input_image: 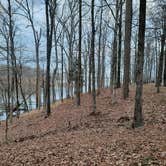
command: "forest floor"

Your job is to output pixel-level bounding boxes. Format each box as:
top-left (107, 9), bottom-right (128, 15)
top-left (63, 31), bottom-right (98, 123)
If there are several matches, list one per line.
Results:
top-left (0, 84), bottom-right (165, 166)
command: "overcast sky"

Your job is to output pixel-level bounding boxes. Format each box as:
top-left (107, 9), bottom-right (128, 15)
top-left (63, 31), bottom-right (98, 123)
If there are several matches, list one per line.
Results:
top-left (0, 0), bottom-right (164, 68)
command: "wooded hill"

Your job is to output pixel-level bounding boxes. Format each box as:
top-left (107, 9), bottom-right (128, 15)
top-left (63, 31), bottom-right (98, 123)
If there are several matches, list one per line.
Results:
top-left (0, 84), bottom-right (165, 165)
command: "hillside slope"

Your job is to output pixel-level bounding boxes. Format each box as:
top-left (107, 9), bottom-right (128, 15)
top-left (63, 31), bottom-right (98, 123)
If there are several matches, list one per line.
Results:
top-left (0, 84), bottom-right (165, 166)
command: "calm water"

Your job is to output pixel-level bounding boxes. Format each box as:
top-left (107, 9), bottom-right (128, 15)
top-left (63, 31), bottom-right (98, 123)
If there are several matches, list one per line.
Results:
top-left (0, 88), bottom-right (67, 121)
top-left (0, 80), bottom-right (110, 121)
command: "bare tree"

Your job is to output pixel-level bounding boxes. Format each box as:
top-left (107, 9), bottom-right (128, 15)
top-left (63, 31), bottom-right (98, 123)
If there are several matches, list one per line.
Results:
top-left (156, 34), bottom-right (165, 92)
top-left (162, 5), bottom-right (166, 87)
top-left (116, 0), bottom-right (124, 88)
top-left (123, 0), bottom-right (132, 99)
top-left (96, 0), bottom-right (103, 95)
top-left (91, 0), bottom-right (96, 113)
top-left (76, 0), bottom-right (82, 106)
top-left (45, 0), bottom-right (56, 117)
top-left (8, 0), bottom-right (20, 118)
top-left (15, 0), bottom-right (42, 110)
top-left (110, 0), bottom-right (119, 104)
top-left (133, 0), bottom-right (147, 128)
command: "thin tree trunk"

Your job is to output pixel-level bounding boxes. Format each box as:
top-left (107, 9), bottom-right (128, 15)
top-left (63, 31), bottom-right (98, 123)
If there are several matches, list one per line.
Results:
top-left (117, 0), bottom-right (123, 88)
top-left (97, 0), bottom-right (103, 94)
top-left (6, 38), bottom-right (12, 124)
top-left (52, 26), bottom-right (59, 103)
top-left (110, 0), bottom-right (118, 104)
top-left (88, 37), bottom-right (92, 94)
top-left (164, 49), bottom-right (166, 86)
top-left (163, 5), bottom-right (166, 86)
top-left (84, 52), bottom-right (88, 93)
top-left (61, 33), bottom-right (64, 102)
top-left (36, 44), bottom-right (41, 109)
top-left (76, 0), bottom-right (82, 106)
top-left (101, 27), bottom-right (107, 88)
top-left (8, 0), bottom-right (20, 118)
top-left (45, 0), bottom-right (51, 116)
top-left (91, 0), bottom-right (96, 112)
top-left (156, 34), bottom-right (165, 92)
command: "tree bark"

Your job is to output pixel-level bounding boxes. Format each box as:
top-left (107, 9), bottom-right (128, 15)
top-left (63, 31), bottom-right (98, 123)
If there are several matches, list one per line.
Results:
top-left (76, 0), bottom-right (82, 106)
top-left (45, 0), bottom-right (56, 116)
top-left (123, 0), bottom-right (132, 99)
top-left (88, 36), bottom-right (92, 94)
top-left (8, 0), bottom-right (19, 118)
top-left (101, 28), bottom-right (107, 88)
top-left (156, 34), bottom-right (165, 92)
top-left (97, 0), bottom-right (103, 94)
top-left (133, 0), bottom-right (146, 128)
top-left (117, 0), bottom-right (123, 88)
top-left (91, 0), bottom-right (96, 112)
top-left (110, 0), bottom-right (118, 104)
top-left (163, 5), bottom-right (166, 86)
top-left (164, 49), bottom-right (166, 86)
top-left (61, 36), bottom-right (64, 102)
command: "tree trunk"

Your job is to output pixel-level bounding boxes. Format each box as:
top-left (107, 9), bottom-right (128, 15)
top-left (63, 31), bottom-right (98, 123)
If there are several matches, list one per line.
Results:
top-left (88, 37), bottom-right (92, 94)
top-left (36, 44), bottom-right (41, 109)
top-left (45, 0), bottom-right (56, 116)
top-left (8, 0), bottom-right (20, 118)
top-left (84, 51), bottom-right (88, 93)
top-left (133, 0), bottom-right (146, 128)
top-left (164, 49), bottom-right (166, 86)
top-left (61, 33), bottom-right (64, 102)
top-left (97, 0), bottom-right (103, 94)
top-left (163, 5), bottom-right (166, 86)
top-left (133, 31), bottom-right (138, 83)
top-left (91, 0), bottom-right (96, 112)
top-left (76, 0), bottom-right (82, 106)
top-left (101, 28), bottom-right (106, 88)
top-left (117, 0), bottom-right (123, 88)
top-left (123, 0), bottom-right (132, 99)
top-left (6, 38), bottom-right (12, 124)
top-left (156, 34), bottom-right (165, 92)
top-left (110, 0), bottom-right (118, 104)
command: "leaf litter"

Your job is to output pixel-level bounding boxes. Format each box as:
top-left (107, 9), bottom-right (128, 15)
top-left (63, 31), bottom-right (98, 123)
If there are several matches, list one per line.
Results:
top-left (0, 84), bottom-right (165, 166)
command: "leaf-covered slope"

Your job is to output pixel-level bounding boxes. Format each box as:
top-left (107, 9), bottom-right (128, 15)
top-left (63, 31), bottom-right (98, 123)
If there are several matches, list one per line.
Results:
top-left (0, 84), bottom-right (165, 166)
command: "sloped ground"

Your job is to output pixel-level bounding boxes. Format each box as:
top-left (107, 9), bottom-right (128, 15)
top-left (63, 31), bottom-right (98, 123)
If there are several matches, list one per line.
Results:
top-left (0, 84), bottom-right (165, 166)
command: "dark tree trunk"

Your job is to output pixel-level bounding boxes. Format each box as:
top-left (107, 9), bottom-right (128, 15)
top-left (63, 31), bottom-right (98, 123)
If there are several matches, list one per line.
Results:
top-left (123, 0), bottom-right (132, 99)
top-left (164, 49), bottom-right (166, 86)
top-left (156, 34), bottom-right (165, 92)
top-left (36, 44), bottom-right (41, 109)
top-left (117, 0), bottom-right (123, 88)
top-left (101, 28), bottom-right (107, 88)
top-left (88, 36), bottom-right (92, 94)
top-left (45, 0), bottom-right (56, 117)
top-left (76, 0), bottom-right (82, 106)
top-left (52, 26), bottom-right (58, 103)
top-left (84, 51), bottom-right (88, 93)
top-left (91, 0), bottom-right (96, 112)
top-left (61, 34), bottom-right (64, 102)
top-left (110, 0), bottom-right (118, 104)
top-left (163, 5), bottom-right (166, 86)
top-left (133, 0), bottom-right (147, 128)
top-left (7, 38), bottom-right (11, 135)
top-left (8, 0), bottom-right (19, 118)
